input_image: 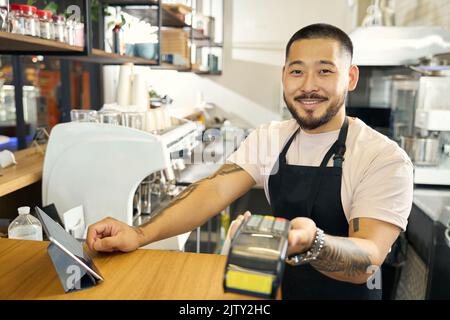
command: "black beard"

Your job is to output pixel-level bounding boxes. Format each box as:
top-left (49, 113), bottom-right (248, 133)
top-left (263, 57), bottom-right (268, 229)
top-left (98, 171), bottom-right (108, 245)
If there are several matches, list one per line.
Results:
top-left (283, 92), bottom-right (347, 130)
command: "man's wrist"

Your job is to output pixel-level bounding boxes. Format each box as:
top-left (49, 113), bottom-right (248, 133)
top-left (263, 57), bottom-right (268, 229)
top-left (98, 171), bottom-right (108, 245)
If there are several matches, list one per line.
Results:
top-left (304, 225), bottom-right (318, 252)
top-left (134, 226), bottom-right (149, 247)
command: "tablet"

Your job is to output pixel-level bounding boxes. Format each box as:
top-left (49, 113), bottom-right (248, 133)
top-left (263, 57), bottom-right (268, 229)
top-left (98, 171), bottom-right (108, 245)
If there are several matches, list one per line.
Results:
top-left (35, 206), bottom-right (104, 281)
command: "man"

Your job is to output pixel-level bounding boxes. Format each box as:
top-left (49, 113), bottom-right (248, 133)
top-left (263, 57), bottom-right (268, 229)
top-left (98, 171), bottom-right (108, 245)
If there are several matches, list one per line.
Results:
top-left (86, 23), bottom-right (413, 300)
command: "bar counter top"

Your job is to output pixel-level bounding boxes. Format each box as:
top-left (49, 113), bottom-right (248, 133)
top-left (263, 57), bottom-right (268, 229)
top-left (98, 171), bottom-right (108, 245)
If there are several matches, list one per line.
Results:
top-left (0, 238), bottom-right (264, 300)
top-left (0, 146), bottom-right (45, 197)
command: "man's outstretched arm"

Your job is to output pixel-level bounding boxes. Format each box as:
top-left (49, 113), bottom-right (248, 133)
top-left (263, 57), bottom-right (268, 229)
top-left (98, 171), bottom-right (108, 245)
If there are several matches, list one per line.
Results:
top-left (87, 163), bottom-right (255, 252)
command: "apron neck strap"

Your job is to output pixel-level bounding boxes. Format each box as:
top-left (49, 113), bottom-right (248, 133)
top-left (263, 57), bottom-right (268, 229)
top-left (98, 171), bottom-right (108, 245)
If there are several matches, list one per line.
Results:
top-left (279, 127), bottom-right (300, 165)
top-left (319, 116), bottom-right (349, 168)
top-left (280, 117), bottom-right (350, 167)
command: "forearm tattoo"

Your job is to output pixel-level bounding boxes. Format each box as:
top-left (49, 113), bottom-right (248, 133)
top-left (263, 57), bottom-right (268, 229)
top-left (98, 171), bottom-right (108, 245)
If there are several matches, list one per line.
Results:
top-left (310, 236), bottom-right (372, 277)
top-left (141, 163), bottom-right (244, 226)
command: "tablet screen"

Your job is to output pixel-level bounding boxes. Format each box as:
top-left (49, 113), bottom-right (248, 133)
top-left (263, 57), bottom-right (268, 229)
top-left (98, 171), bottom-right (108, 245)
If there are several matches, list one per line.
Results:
top-left (35, 206), bottom-right (103, 281)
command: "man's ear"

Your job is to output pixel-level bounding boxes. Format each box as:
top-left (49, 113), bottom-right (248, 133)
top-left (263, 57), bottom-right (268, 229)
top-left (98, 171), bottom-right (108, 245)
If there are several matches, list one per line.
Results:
top-left (282, 66), bottom-right (286, 85)
top-left (348, 64), bottom-right (359, 92)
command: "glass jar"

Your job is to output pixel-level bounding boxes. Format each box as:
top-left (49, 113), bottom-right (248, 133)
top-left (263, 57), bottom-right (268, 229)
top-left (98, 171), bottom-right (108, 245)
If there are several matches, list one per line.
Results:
top-left (52, 15), bottom-right (66, 42)
top-left (66, 18), bottom-right (75, 45)
top-left (74, 21), bottom-right (84, 47)
top-left (36, 9), bottom-right (52, 40)
top-left (0, 0), bottom-right (8, 32)
top-left (9, 4), bottom-right (37, 36)
top-left (70, 109), bottom-right (98, 122)
top-left (66, 18), bottom-right (84, 46)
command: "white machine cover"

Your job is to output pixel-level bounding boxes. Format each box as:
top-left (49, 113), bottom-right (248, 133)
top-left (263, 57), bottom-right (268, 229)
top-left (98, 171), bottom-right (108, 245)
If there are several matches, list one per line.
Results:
top-left (42, 123), bottom-right (190, 251)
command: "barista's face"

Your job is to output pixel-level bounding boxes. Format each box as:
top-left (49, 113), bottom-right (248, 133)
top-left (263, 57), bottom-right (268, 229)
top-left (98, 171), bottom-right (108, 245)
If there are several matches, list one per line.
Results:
top-left (282, 38), bottom-right (358, 130)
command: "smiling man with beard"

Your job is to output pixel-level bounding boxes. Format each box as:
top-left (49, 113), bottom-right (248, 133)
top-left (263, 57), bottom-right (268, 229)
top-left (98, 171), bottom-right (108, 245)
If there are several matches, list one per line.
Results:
top-left (86, 24), bottom-right (414, 300)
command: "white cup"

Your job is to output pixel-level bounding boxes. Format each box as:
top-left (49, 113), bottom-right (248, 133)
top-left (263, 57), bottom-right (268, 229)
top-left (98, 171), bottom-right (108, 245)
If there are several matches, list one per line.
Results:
top-left (162, 108), bottom-right (173, 129)
top-left (0, 150), bottom-right (17, 168)
top-left (154, 108), bottom-right (166, 131)
top-left (117, 63), bottom-right (134, 107)
top-left (131, 74), bottom-right (149, 109)
top-left (145, 109), bottom-right (157, 132)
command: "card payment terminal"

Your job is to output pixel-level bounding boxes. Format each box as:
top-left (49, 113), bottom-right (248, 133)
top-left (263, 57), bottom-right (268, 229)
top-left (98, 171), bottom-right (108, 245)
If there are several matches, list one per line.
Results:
top-left (223, 215), bottom-right (290, 299)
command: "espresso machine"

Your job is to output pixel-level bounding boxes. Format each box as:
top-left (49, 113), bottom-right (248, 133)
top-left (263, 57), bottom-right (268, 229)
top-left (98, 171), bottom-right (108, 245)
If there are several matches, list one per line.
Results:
top-left (402, 76), bottom-right (450, 186)
top-left (42, 120), bottom-right (200, 251)
top-left (133, 117), bottom-right (200, 224)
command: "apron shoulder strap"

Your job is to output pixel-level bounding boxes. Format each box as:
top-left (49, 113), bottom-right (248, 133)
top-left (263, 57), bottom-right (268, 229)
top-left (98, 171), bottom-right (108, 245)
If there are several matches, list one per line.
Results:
top-left (319, 117), bottom-right (349, 168)
top-left (280, 126), bottom-right (301, 165)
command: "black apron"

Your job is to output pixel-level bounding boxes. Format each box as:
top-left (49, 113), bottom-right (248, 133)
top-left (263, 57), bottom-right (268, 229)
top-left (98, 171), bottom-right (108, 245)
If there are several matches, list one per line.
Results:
top-left (268, 117), bottom-right (382, 300)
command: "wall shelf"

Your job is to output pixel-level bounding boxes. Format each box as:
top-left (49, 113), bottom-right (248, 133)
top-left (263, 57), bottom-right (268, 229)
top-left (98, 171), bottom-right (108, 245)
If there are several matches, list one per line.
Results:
top-left (101, 0), bottom-right (159, 5)
top-left (121, 5), bottom-right (190, 28)
top-left (193, 70), bottom-right (222, 75)
top-left (0, 31), bottom-right (84, 54)
top-left (89, 49), bottom-right (158, 65)
top-left (0, 0), bottom-right (223, 152)
top-left (156, 63), bottom-right (191, 71)
top-left (56, 49), bottom-right (158, 65)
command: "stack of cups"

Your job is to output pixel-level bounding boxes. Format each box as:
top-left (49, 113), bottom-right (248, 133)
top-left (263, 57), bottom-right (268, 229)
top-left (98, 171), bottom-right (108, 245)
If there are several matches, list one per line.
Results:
top-left (117, 63), bottom-right (134, 107)
top-left (131, 73), bottom-right (149, 109)
top-left (154, 108), bottom-right (166, 131)
top-left (145, 108), bottom-right (169, 133)
top-left (163, 108), bottom-right (172, 129)
top-left (145, 109), bottom-right (158, 133)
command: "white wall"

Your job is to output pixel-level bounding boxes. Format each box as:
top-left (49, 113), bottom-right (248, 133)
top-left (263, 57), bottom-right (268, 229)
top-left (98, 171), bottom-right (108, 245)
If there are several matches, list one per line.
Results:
top-left (396, 0), bottom-right (450, 27)
top-left (104, 0), bottom-right (356, 128)
top-left (209, 0), bottom-right (354, 117)
top-left (230, 0), bottom-right (354, 66)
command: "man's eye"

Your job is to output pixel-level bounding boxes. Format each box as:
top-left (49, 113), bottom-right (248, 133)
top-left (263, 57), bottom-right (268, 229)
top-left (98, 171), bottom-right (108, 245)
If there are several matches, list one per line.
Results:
top-left (319, 69), bottom-right (333, 74)
top-left (290, 70), bottom-right (303, 75)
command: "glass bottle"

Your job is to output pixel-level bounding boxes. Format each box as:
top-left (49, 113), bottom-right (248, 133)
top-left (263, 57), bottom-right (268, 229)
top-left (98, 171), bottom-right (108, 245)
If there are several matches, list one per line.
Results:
top-left (112, 8), bottom-right (125, 55)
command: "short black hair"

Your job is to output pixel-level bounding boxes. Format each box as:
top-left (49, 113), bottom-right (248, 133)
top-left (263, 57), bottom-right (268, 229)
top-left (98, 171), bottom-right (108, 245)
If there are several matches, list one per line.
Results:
top-left (285, 23), bottom-right (353, 62)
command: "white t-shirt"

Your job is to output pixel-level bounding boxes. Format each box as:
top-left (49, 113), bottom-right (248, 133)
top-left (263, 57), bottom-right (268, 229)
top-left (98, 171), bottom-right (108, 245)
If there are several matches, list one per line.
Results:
top-left (227, 117), bottom-right (414, 231)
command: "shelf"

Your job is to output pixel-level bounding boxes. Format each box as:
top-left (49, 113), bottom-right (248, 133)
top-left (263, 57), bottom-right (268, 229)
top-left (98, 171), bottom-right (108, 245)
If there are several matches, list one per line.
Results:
top-left (193, 71), bottom-right (222, 75)
top-left (192, 30), bottom-right (222, 47)
top-left (92, 49), bottom-right (158, 64)
top-left (193, 40), bottom-right (223, 48)
top-left (156, 63), bottom-right (191, 71)
top-left (60, 48), bottom-right (158, 65)
top-left (120, 5), bottom-right (190, 28)
top-left (101, 0), bottom-right (159, 5)
top-left (192, 29), bottom-right (210, 40)
top-left (0, 31), bottom-right (84, 54)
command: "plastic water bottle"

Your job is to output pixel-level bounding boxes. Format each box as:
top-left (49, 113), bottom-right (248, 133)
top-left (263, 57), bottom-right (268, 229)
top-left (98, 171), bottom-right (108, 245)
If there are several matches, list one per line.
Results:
top-left (8, 207), bottom-right (43, 241)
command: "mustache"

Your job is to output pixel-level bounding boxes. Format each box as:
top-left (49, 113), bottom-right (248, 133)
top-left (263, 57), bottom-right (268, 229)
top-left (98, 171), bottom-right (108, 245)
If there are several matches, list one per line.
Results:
top-left (294, 93), bottom-right (328, 101)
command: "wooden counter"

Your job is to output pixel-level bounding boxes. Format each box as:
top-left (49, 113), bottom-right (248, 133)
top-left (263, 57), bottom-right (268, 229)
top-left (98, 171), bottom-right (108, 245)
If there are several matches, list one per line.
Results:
top-left (0, 146), bottom-right (45, 197)
top-left (0, 238), bottom-right (265, 300)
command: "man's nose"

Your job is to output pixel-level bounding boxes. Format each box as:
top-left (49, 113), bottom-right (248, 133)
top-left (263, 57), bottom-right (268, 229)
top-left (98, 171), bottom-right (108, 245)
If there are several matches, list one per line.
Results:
top-left (300, 73), bottom-right (319, 92)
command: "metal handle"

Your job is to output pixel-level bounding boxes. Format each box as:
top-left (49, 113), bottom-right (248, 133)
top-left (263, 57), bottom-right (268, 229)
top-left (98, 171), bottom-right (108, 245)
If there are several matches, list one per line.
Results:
top-left (409, 65), bottom-right (433, 76)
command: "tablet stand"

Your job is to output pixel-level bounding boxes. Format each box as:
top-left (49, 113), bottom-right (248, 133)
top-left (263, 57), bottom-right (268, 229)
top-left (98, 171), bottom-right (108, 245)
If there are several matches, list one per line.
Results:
top-left (47, 243), bottom-right (100, 293)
